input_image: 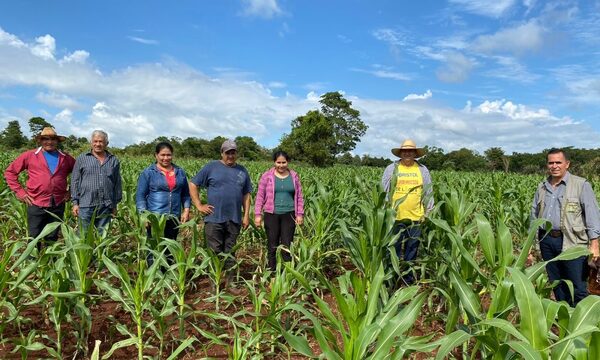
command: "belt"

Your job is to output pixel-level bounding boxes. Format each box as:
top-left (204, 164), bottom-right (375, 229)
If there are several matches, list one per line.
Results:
top-left (549, 229), bottom-right (563, 238)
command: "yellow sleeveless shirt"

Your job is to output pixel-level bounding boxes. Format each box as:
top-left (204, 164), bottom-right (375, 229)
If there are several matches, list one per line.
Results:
top-left (392, 163), bottom-right (424, 221)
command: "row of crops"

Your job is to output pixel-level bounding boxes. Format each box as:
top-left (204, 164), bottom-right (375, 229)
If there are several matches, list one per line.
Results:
top-left (1, 152), bottom-right (600, 359)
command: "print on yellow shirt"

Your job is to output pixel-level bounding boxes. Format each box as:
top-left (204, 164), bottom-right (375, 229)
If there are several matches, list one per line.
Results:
top-left (392, 163), bottom-right (424, 221)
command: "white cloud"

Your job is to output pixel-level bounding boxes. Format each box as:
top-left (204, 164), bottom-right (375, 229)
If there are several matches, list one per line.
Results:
top-left (240, 0), bottom-right (283, 18)
top-left (268, 81), bottom-right (286, 89)
top-left (1, 27), bottom-right (600, 157)
top-left (36, 92), bottom-right (83, 109)
top-left (450, 0), bottom-right (517, 18)
top-left (127, 36), bottom-right (159, 45)
top-left (436, 52), bottom-right (475, 83)
top-left (351, 67), bottom-right (411, 81)
top-left (471, 21), bottom-right (547, 55)
top-left (372, 28), bottom-right (407, 60)
top-left (60, 50), bottom-right (90, 64)
top-left (352, 97), bottom-right (600, 157)
top-left (483, 56), bottom-right (540, 83)
top-left (31, 34), bottom-right (56, 60)
top-left (403, 90), bottom-right (432, 101)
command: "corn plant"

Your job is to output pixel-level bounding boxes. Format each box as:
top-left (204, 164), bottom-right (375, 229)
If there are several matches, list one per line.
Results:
top-left (94, 252), bottom-right (166, 360)
top-left (284, 265), bottom-right (433, 359)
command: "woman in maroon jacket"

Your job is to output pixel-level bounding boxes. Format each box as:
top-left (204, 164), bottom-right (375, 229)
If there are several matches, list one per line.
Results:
top-left (254, 150), bottom-right (304, 271)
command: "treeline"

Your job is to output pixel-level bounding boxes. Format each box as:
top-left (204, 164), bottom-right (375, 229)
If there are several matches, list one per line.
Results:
top-left (1, 98), bottom-right (599, 176)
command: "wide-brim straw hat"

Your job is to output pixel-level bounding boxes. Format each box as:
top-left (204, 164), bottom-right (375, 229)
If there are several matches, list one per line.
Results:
top-left (391, 139), bottom-right (426, 158)
top-left (35, 127), bottom-right (66, 142)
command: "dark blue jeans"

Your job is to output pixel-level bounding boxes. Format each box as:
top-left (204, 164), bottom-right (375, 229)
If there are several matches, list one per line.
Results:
top-left (392, 221), bottom-right (422, 285)
top-left (79, 205), bottom-right (113, 234)
top-left (539, 233), bottom-right (588, 306)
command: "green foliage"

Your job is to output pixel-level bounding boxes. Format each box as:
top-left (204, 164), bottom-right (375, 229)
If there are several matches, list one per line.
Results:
top-left (280, 91), bottom-right (367, 167)
top-left (0, 121), bottom-right (28, 150)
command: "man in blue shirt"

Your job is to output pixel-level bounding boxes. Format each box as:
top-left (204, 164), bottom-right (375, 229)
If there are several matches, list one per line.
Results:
top-left (189, 139), bottom-right (252, 281)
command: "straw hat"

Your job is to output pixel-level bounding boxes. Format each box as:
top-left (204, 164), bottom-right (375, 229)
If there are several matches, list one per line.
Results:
top-left (391, 139), bottom-right (426, 158)
top-left (35, 127), bottom-right (66, 142)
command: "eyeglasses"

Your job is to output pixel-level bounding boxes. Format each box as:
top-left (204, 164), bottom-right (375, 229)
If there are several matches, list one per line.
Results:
top-left (40, 136), bottom-right (56, 141)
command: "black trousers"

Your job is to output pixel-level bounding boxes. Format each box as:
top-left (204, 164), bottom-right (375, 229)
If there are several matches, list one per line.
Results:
top-left (204, 221), bottom-right (241, 270)
top-left (27, 203), bottom-right (65, 248)
top-left (264, 212), bottom-right (296, 270)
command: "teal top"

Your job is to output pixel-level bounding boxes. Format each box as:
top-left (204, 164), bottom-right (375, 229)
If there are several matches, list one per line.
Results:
top-left (274, 175), bottom-right (295, 214)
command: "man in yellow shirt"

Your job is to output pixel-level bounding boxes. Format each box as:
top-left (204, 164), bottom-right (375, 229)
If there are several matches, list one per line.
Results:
top-left (381, 139), bottom-right (434, 285)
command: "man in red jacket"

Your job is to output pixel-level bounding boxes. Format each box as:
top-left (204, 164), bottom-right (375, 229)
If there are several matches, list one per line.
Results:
top-left (4, 127), bottom-right (75, 247)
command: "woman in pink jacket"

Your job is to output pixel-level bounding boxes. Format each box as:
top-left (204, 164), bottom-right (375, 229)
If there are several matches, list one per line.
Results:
top-left (254, 150), bottom-right (304, 270)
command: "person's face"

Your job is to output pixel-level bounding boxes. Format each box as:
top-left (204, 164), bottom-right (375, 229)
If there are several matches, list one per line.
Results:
top-left (91, 135), bottom-right (107, 155)
top-left (400, 149), bottom-right (417, 161)
top-left (221, 149), bottom-right (237, 166)
top-left (547, 152), bottom-right (570, 180)
top-left (155, 147), bottom-right (173, 168)
top-left (40, 136), bottom-right (58, 152)
top-left (274, 155), bottom-right (289, 173)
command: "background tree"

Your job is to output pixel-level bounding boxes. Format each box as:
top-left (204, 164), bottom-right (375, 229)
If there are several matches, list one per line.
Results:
top-left (234, 136), bottom-right (268, 160)
top-left (484, 147), bottom-right (507, 172)
top-left (28, 117), bottom-right (53, 138)
top-left (444, 148), bottom-right (486, 171)
top-left (319, 92), bottom-right (368, 155)
top-left (0, 120), bottom-right (28, 149)
top-left (280, 110), bottom-right (335, 167)
top-left (280, 92), bottom-right (367, 167)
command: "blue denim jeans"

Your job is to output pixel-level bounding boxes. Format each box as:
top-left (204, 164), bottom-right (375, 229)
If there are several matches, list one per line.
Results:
top-left (392, 221), bottom-right (422, 285)
top-left (78, 205), bottom-right (113, 234)
top-left (539, 233), bottom-right (588, 306)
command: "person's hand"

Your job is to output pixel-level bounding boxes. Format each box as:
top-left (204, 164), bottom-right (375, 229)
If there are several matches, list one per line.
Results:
top-left (72, 204), bottom-right (80, 217)
top-left (198, 204), bottom-right (214, 216)
top-left (589, 241), bottom-right (600, 260)
top-left (254, 215), bottom-right (262, 228)
top-left (20, 194), bottom-right (34, 205)
top-left (527, 251), bottom-right (535, 266)
top-left (242, 217), bottom-right (250, 230)
top-left (296, 216), bottom-right (303, 226)
top-left (181, 208), bottom-right (190, 223)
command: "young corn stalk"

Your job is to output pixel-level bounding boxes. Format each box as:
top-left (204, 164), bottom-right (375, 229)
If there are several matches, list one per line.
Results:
top-left (94, 251), bottom-right (166, 360)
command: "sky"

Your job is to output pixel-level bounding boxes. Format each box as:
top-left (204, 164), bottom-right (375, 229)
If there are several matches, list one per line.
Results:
top-left (1, 0), bottom-right (600, 159)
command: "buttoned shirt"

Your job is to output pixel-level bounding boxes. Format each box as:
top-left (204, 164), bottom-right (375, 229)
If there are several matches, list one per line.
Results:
top-left (71, 150), bottom-right (122, 208)
top-left (531, 172), bottom-right (600, 240)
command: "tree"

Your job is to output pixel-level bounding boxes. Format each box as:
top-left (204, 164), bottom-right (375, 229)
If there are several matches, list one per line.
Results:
top-left (319, 92), bottom-right (368, 154)
top-left (444, 148), bottom-right (486, 171)
top-left (28, 117), bottom-right (53, 138)
top-left (234, 136), bottom-right (268, 160)
top-left (280, 110), bottom-right (335, 167)
top-left (484, 147), bottom-right (507, 172)
top-left (279, 92), bottom-right (367, 167)
top-left (0, 120), bottom-right (28, 149)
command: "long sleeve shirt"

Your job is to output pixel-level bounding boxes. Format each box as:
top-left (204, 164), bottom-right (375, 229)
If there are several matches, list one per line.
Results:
top-left (71, 150), bottom-right (122, 208)
top-left (4, 147), bottom-right (75, 207)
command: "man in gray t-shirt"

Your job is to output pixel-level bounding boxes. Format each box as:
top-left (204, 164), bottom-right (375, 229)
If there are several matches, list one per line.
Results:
top-left (189, 139), bottom-right (252, 274)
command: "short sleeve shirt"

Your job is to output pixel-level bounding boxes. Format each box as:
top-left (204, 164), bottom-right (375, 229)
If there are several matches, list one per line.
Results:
top-left (191, 160), bottom-right (252, 224)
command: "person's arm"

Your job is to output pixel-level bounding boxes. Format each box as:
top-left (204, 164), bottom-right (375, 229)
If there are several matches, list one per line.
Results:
top-left (188, 181), bottom-right (213, 215)
top-left (420, 165), bottom-right (434, 214)
top-left (180, 173), bottom-right (191, 222)
top-left (114, 159), bottom-right (123, 211)
top-left (381, 163), bottom-right (394, 192)
top-left (242, 192), bottom-right (251, 230)
top-left (581, 182), bottom-right (600, 259)
top-left (254, 173), bottom-right (267, 228)
top-left (294, 172), bottom-right (304, 225)
top-left (4, 152), bottom-right (32, 205)
top-left (135, 170), bottom-right (150, 213)
top-left (71, 158), bottom-right (82, 216)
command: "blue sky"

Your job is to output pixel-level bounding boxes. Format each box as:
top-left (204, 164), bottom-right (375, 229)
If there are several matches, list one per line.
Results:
top-left (1, 0), bottom-right (600, 158)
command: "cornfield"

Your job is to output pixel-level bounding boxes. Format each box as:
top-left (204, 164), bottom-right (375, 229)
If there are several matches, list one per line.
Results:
top-left (1, 152), bottom-right (599, 359)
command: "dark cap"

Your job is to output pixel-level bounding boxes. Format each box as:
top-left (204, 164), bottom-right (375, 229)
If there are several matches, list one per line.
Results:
top-left (221, 139), bottom-right (237, 153)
